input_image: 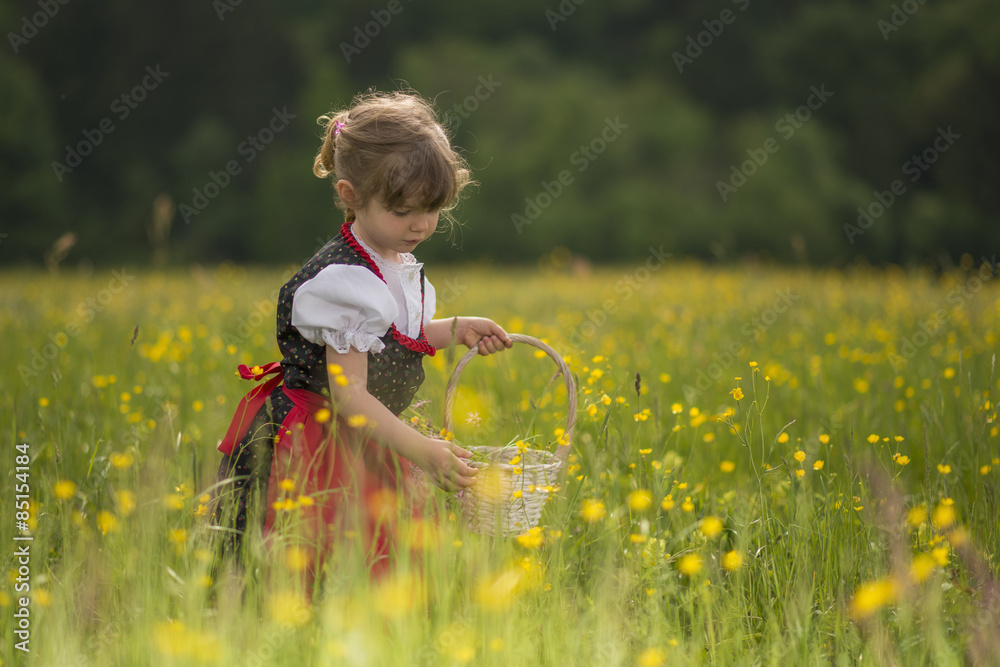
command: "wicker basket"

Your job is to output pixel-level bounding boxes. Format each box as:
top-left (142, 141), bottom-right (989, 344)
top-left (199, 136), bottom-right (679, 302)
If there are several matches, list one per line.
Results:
top-left (442, 334), bottom-right (576, 537)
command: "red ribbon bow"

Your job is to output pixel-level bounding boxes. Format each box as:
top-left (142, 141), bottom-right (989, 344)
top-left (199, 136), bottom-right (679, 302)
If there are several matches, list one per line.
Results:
top-left (217, 362), bottom-right (284, 455)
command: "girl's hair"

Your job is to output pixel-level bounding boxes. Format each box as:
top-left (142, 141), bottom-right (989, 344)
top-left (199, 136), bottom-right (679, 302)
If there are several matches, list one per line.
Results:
top-left (314, 90), bottom-right (473, 225)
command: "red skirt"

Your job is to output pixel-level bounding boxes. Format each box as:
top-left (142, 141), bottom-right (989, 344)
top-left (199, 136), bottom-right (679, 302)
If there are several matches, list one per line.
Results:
top-left (218, 363), bottom-right (418, 579)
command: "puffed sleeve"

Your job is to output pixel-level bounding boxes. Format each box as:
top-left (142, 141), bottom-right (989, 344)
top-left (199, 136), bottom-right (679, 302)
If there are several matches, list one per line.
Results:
top-left (291, 265), bottom-right (398, 354)
top-left (423, 275), bottom-right (437, 326)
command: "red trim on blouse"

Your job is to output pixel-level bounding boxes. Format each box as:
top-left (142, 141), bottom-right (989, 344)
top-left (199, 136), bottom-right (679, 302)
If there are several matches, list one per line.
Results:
top-left (340, 221), bottom-right (437, 356)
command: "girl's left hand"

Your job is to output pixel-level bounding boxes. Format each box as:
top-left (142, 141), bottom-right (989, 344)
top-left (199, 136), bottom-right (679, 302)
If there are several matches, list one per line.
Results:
top-left (459, 317), bottom-right (513, 356)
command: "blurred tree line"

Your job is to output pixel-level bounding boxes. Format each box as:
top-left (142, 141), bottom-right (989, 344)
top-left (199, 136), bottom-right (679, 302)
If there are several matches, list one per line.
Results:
top-left (1, 0), bottom-right (997, 268)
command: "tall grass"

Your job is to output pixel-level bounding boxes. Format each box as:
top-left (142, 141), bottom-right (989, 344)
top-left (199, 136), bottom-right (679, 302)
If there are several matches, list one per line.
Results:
top-left (1, 258), bottom-right (998, 665)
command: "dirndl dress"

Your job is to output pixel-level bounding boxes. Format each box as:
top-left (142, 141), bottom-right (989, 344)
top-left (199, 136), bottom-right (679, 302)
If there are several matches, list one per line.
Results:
top-left (212, 221), bottom-right (437, 577)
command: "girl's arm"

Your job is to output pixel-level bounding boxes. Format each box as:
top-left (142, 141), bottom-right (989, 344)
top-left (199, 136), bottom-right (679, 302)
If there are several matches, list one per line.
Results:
top-left (425, 316), bottom-right (512, 355)
top-left (326, 345), bottom-right (478, 491)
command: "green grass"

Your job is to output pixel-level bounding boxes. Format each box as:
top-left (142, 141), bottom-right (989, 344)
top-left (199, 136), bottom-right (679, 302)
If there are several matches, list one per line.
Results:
top-left (1, 260), bottom-right (998, 665)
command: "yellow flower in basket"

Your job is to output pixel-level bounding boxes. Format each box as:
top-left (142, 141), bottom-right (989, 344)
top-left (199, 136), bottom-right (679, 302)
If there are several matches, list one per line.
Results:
top-left (441, 334), bottom-right (577, 537)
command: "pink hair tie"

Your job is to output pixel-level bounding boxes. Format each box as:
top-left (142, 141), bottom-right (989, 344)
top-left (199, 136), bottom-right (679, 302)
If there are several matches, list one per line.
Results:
top-left (333, 121), bottom-right (346, 136)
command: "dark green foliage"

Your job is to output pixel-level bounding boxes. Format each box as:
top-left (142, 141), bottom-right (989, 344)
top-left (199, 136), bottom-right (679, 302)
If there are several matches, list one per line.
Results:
top-left (1, 0), bottom-right (997, 267)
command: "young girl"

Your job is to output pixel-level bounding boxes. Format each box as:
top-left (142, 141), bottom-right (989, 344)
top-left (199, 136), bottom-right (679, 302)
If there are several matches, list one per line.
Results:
top-left (213, 91), bottom-right (511, 578)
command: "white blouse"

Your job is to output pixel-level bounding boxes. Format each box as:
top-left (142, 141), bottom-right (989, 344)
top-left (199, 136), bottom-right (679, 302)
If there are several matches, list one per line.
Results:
top-left (290, 234), bottom-right (436, 354)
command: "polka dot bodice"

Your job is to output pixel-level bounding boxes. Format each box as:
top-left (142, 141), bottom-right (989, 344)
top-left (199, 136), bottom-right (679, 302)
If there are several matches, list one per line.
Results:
top-left (276, 223), bottom-right (436, 416)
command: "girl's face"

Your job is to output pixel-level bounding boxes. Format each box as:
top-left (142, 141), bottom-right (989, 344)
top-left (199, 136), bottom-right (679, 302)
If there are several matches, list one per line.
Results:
top-left (338, 181), bottom-right (440, 262)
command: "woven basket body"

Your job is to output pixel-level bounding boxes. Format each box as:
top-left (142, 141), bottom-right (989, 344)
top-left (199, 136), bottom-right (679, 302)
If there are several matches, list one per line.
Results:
top-left (458, 446), bottom-right (562, 536)
top-left (443, 334), bottom-right (576, 537)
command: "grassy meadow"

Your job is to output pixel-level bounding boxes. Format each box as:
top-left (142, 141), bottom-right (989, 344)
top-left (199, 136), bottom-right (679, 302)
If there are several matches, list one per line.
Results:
top-left (2, 255), bottom-right (999, 666)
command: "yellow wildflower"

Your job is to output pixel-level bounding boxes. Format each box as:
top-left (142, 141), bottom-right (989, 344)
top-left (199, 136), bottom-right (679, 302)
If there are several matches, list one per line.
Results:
top-left (516, 527), bottom-right (544, 549)
top-left (722, 550), bottom-right (744, 572)
top-left (110, 451), bottom-right (135, 470)
top-left (700, 516), bottom-right (723, 538)
top-left (475, 568), bottom-right (523, 612)
top-left (627, 489), bottom-right (653, 512)
top-left (930, 545), bottom-right (949, 567)
top-left (33, 589), bottom-right (52, 608)
top-left (676, 554), bottom-right (702, 576)
top-left (116, 490), bottom-right (136, 516)
top-left (906, 505), bottom-right (928, 528)
top-left (97, 510), bottom-right (119, 535)
top-left (269, 590), bottom-right (312, 626)
top-left (932, 503), bottom-right (956, 529)
top-left (163, 494), bottom-right (184, 510)
top-left (849, 577), bottom-right (897, 619)
top-left (909, 553), bottom-right (935, 582)
top-left (637, 647), bottom-right (667, 667)
top-left (53, 480), bottom-right (77, 500)
top-left (581, 499), bottom-right (606, 523)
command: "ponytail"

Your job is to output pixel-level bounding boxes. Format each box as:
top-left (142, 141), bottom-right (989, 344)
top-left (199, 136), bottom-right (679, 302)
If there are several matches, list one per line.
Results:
top-left (313, 112), bottom-right (348, 179)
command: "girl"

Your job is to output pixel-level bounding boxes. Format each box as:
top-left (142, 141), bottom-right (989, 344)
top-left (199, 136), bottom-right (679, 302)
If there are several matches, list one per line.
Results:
top-left (213, 90), bottom-right (511, 578)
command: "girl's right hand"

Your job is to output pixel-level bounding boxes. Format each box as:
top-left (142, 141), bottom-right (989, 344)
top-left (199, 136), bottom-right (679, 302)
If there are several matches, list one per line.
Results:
top-left (417, 438), bottom-right (478, 492)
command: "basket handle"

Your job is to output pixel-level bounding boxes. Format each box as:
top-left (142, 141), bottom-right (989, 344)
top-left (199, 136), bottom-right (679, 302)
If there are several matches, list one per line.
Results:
top-left (443, 333), bottom-right (576, 463)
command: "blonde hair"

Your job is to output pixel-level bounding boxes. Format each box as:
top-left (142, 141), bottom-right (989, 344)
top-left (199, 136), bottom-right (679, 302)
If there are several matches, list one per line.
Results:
top-left (314, 90), bottom-right (472, 225)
